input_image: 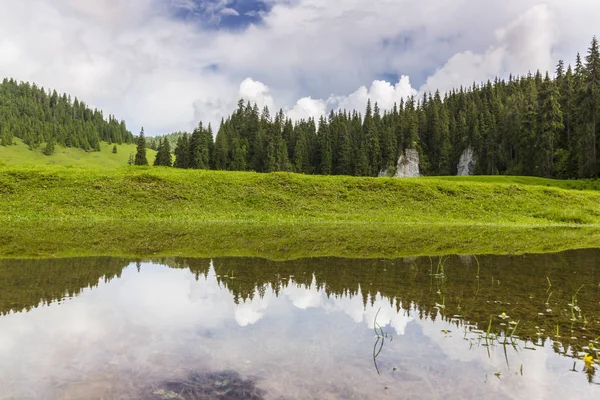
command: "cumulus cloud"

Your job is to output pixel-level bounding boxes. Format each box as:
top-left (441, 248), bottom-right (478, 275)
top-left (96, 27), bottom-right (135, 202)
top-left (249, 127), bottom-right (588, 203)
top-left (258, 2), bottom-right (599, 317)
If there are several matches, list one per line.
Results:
top-left (421, 4), bottom-right (558, 93)
top-left (236, 76), bottom-right (417, 124)
top-left (330, 76), bottom-right (418, 113)
top-left (287, 97), bottom-right (327, 122)
top-left (0, 0), bottom-right (599, 135)
top-left (239, 77), bottom-right (275, 111)
top-left (283, 282), bottom-right (414, 335)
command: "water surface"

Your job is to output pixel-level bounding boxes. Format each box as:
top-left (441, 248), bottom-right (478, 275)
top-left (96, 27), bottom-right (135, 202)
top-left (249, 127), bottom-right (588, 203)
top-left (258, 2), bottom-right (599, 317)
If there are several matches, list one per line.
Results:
top-left (1, 251), bottom-right (600, 399)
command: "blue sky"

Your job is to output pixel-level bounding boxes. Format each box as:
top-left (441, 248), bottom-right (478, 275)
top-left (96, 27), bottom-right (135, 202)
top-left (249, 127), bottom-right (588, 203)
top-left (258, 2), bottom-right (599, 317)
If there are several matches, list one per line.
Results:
top-left (0, 0), bottom-right (598, 135)
top-left (170, 0), bottom-right (273, 30)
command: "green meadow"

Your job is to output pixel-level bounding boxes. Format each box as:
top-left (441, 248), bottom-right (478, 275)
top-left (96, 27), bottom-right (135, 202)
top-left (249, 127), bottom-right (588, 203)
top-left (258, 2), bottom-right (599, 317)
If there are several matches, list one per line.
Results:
top-left (1, 161), bottom-right (600, 259)
top-left (0, 139), bottom-right (157, 167)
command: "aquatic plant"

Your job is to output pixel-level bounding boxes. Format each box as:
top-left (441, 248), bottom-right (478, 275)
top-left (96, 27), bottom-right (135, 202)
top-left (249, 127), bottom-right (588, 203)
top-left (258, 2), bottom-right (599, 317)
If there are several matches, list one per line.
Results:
top-left (149, 370), bottom-right (264, 400)
top-left (372, 307), bottom-right (393, 375)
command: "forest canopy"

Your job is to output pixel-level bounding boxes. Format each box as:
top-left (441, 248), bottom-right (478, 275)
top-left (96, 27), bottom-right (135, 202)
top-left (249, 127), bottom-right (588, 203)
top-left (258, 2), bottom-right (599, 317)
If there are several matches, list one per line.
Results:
top-left (160, 37), bottom-right (600, 179)
top-left (0, 78), bottom-right (133, 152)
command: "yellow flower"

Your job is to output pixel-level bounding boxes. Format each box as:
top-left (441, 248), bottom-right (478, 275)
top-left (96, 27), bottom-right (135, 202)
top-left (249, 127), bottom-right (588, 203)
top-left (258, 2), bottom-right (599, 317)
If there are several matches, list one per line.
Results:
top-left (584, 354), bottom-right (594, 365)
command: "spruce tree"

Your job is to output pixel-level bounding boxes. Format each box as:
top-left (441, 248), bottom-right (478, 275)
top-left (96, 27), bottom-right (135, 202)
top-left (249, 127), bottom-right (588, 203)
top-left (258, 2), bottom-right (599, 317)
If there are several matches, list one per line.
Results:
top-left (188, 122), bottom-right (212, 169)
top-left (538, 73), bottom-right (564, 177)
top-left (294, 127), bottom-right (310, 173)
top-left (134, 128), bottom-right (148, 166)
top-left (0, 126), bottom-right (12, 146)
top-left (317, 116), bottom-right (332, 174)
top-left (214, 119), bottom-right (230, 170)
top-left (43, 137), bottom-right (55, 156)
top-left (162, 137), bottom-right (172, 166)
top-left (112, 144), bottom-right (118, 154)
top-left (230, 136), bottom-right (247, 171)
top-left (154, 137), bottom-right (173, 167)
top-left (252, 128), bottom-right (267, 172)
top-left (336, 120), bottom-right (353, 175)
top-left (576, 37), bottom-right (600, 177)
top-left (174, 133), bottom-right (190, 168)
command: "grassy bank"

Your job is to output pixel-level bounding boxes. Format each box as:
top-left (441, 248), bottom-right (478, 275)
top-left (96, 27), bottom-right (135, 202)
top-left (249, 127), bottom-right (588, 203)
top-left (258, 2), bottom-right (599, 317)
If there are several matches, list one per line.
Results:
top-left (1, 165), bottom-right (600, 224)
top-left (1, 165), bottom-right (600, 259)
top-left (2, 220), bottom-right (600, 260)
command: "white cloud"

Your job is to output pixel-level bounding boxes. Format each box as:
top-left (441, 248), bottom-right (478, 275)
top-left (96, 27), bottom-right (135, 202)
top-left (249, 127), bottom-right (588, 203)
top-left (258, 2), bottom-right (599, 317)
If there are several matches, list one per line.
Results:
top-left (234, 288), bottom-right (273, 326)
top-left (287, 97), bottom-right (327, 122)
top-left (421, 4), bottom-right (558, 93)
top-left (220, 8), bottom-right (240, 17)
top-left (239, 77), bottom-right (275, 111)
top-left (330, 76), bottom-right (418, 113)
top-left (283, 282), bottom-right (414, 335)
top-left (235, 76), bottom-right (417, 124)
top-left (0, 0), bottom-right (599, 135)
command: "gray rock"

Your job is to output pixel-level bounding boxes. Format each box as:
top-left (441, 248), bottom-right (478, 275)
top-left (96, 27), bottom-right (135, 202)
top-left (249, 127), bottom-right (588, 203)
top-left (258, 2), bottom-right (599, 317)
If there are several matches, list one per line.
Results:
top-left (395, 148), bottom-right (420, 178)
top-left (457, 147), bottom-right (476, 176)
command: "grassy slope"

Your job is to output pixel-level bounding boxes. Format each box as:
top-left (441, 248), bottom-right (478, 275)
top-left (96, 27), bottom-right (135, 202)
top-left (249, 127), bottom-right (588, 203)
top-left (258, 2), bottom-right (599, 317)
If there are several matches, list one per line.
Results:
top-left (0, 138), bottom-right (157, 167)
top-left (1, 165), bottom-right (600, 224)
top-left (0, 165), bottom-right (600, 259)
top-left (431, 175), bottom-right (600, 191)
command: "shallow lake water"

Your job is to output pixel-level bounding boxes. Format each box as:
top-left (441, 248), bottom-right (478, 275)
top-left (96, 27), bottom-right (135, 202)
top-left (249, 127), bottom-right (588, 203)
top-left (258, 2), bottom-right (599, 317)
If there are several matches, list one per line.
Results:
top-left (1, 250), bottom-right (600, 399)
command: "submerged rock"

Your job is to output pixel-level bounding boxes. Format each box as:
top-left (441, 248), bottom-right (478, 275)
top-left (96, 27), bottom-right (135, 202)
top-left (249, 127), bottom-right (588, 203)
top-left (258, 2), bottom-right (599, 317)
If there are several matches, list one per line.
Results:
top-left (150, 370), bottom-right (264, 400)
top-left (395, 148), bottom-right (420, 178)
top-left (457, 147), bottom-right (476, 176)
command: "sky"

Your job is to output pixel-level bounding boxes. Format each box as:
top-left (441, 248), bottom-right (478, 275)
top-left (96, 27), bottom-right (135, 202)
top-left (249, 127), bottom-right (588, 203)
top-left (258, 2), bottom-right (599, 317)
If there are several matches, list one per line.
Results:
top-left (0, 0), bottom-right (599, 136)
top-left (0, 261), bottom-right (592, 398)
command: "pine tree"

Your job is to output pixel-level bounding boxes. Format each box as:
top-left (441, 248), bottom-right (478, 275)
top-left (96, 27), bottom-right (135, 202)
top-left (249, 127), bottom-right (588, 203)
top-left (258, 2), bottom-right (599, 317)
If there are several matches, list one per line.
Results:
top-left (112, 144), bottom-right (118, 154)
top-left (154, 138), bottom-right (173, 167)
top-left (153, 138), bottom-right (163, 166)
top-left (134, 127), bottom-right (148, 166)
top-left (0, 125), bottom-right (12, 146)
top-left (43, 137), bottom-right (55, 156)
top-left (294, 126), bottom-right (310, 173)
top-left (230, 136), bottom-right (247, 171)
top-left (317, 116), bottom-right (332, 174)
top-left (576, 37), bottom-right (600, 177)
top-left (538, 73), bottom-right (564, 177)
top-left (520, 80), bottom-right (538, 175)
top-left (252, 128), bottom-right (267, 172)
top-left (214, 119), bottom-right (230, 170)
top-left (188, 122), bottom-right (212, 169)
top-left (335, 118), bottom-right (353, 175)
top-left (174, 133), bottom-right (190, 168)
top-left (163, 137), bottom-right (173, 167)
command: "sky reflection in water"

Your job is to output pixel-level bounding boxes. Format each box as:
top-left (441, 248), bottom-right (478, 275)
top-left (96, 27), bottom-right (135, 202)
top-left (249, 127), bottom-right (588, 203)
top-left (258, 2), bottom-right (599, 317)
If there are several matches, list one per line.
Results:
top-left (1, 254), bottom-right (600, 399)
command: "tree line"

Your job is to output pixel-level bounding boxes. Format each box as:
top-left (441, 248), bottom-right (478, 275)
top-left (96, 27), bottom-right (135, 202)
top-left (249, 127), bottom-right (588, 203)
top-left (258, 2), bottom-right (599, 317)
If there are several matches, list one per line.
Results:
top-left (0, 78), bottom-right (134, 155)
top-left (145, 37), bottom-right (600, 179)
top-left (2, 37), bottom-right (598, 179)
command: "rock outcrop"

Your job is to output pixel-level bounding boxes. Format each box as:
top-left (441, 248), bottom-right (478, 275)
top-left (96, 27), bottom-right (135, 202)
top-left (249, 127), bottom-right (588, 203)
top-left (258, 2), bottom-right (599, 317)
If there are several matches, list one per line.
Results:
top-left (395, 148), bottom-right (420, 178)
top-left (457, 147), bottom-right (476, 176)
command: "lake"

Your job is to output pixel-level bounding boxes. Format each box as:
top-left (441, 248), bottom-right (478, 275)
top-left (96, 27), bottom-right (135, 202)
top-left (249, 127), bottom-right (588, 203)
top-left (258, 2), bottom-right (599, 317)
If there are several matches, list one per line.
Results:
top-left (1, 250), bottom-right (600, 399)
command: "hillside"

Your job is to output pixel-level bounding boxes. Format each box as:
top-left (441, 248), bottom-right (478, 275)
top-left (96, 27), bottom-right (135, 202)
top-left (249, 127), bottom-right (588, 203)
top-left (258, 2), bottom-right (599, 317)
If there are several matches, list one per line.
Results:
top-left (0, 78), bottom-right (134, 154)
top-left (0, 138), bottom-right (156, 167)
top-left (1, 165), bottom-right (599, 224)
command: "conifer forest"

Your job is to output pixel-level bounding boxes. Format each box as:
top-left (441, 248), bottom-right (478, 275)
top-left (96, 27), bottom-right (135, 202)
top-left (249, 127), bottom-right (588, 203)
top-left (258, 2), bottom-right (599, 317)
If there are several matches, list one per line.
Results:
top-left (2, 38), bottom-right (600, 179)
